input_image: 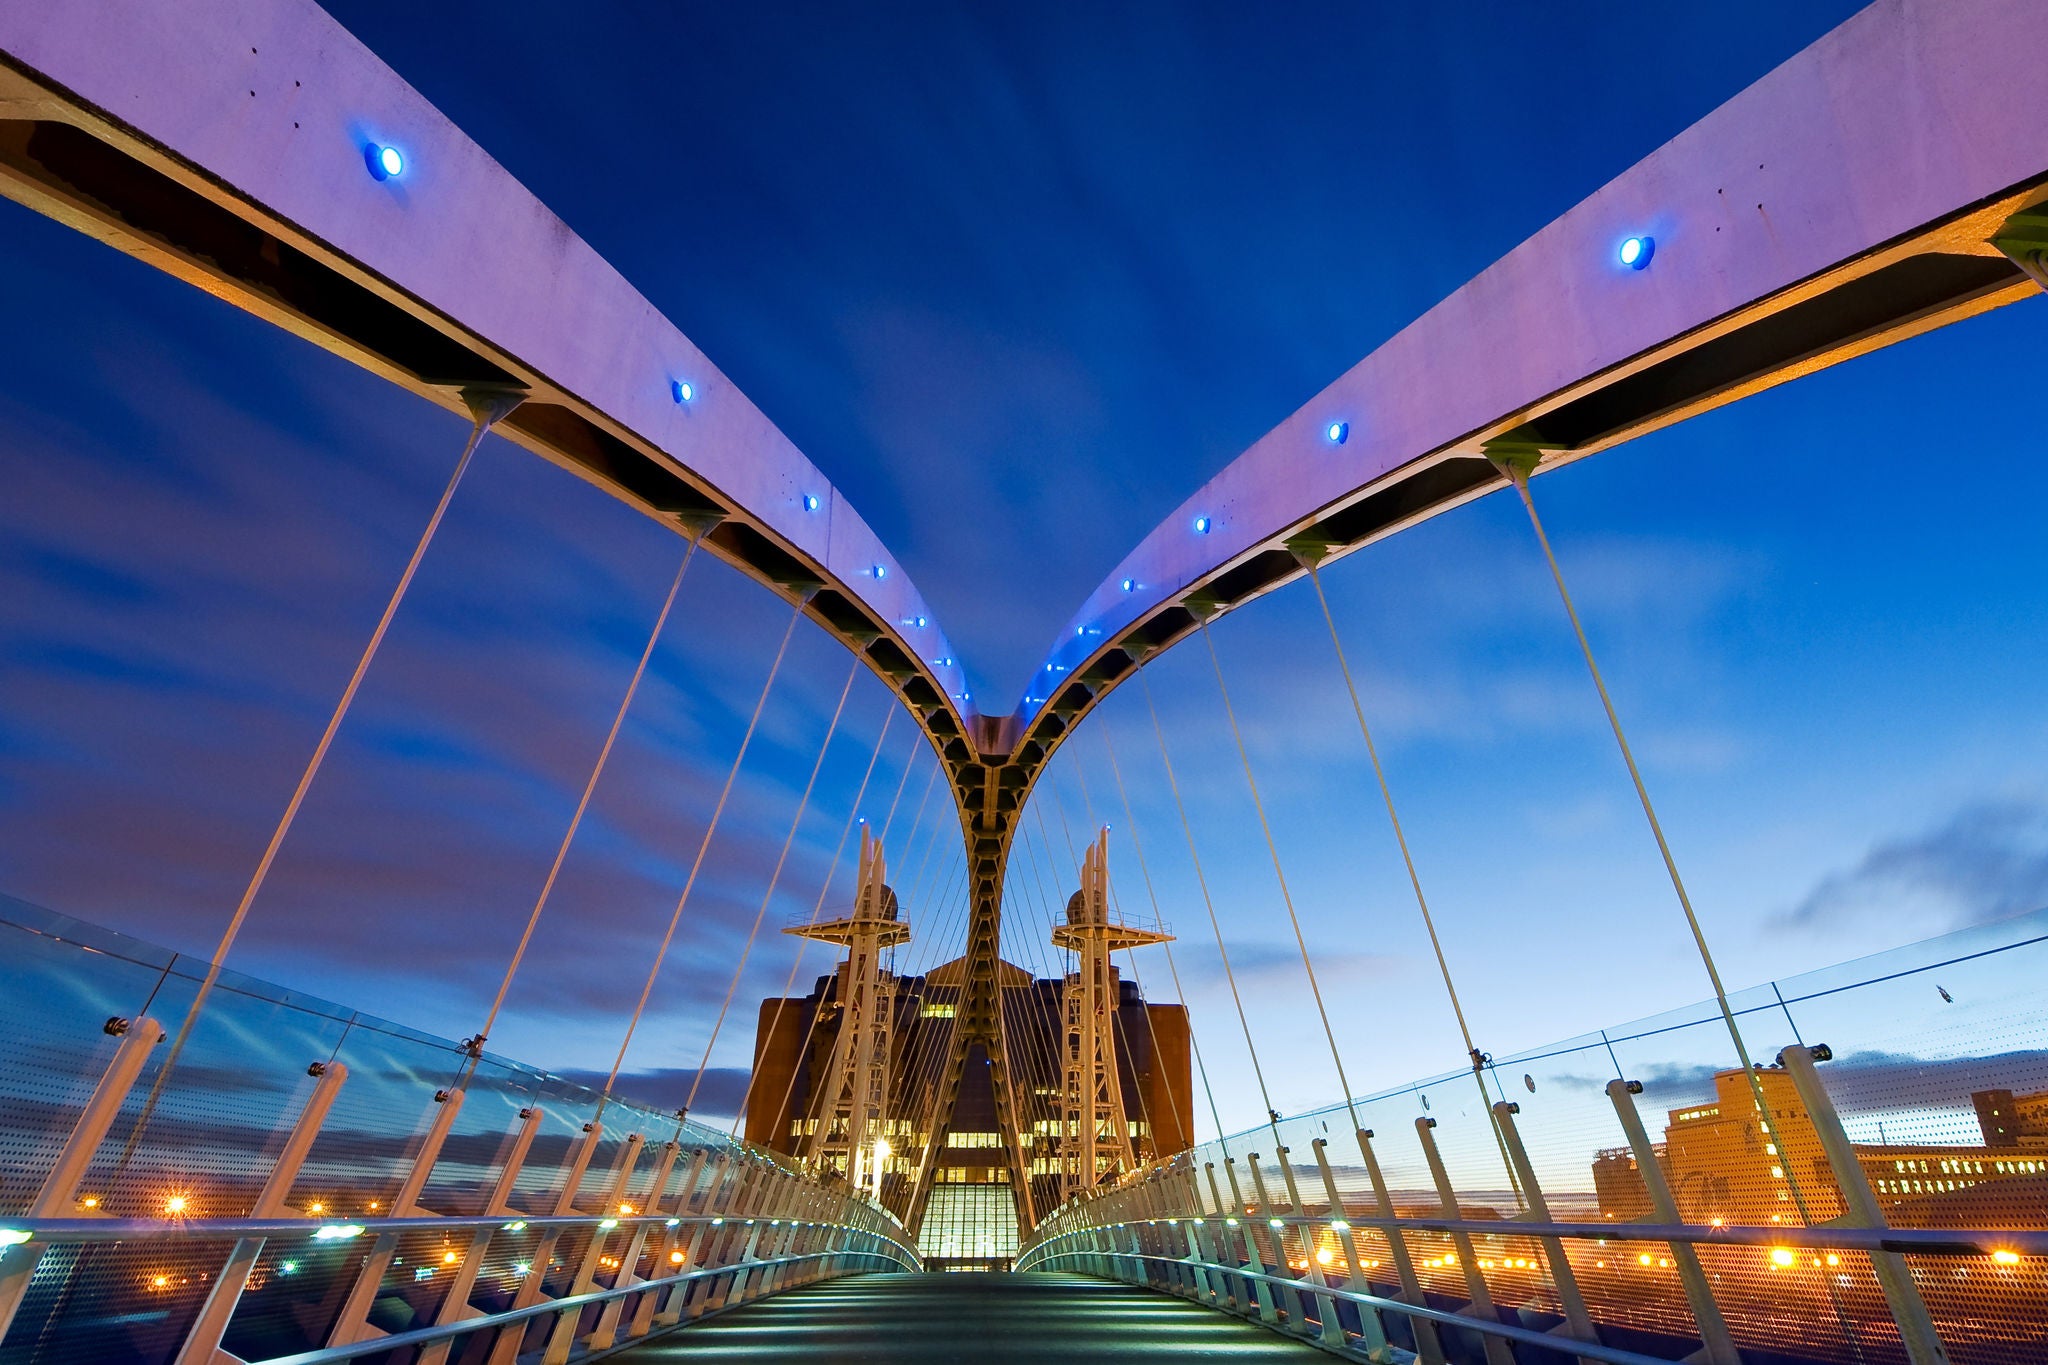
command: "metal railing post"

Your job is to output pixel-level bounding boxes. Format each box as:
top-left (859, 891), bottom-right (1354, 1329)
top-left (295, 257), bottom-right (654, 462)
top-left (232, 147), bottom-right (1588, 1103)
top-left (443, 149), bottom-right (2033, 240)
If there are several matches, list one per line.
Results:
top-left (1225, 1156), bottom-right (1282, 1324)
top-left (485, 1119), bottom-right (608, 1365)
top-left (1605, 1080), bottom-right (1740, 1365)
top-left (1353, 1126), bottom-right (1444, 1365)
top-left (586, 1137), bottom-right (678, 1351)
top-left (329, 1085), bottom-right (473, 1349)
top-left (1246, 1153), bottom-right (1311, 1332)
top-left (174, 1060), bottom-right (350, 1365)
top-left (1491, 1101), bottom-right (1600, 1365)
top-left (542, 1131), bottom-right (644, 1364)
top-left (416, 1105), bottom-right (546, 1365)
top-left (1778, 1046), bottom-right (1950, 1365)
top-left (1415, 1116), bottom-right (1513, 1365)
top-left (1313, 1136), bottom-right (1393, 1360)
top-left (0, 1015), bottom-right (164, 1341)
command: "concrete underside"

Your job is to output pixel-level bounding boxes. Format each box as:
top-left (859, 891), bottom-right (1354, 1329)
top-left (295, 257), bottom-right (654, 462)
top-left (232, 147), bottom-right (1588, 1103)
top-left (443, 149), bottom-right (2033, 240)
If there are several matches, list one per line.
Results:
top-left (612, 1271), bottom-right (1328, 1363)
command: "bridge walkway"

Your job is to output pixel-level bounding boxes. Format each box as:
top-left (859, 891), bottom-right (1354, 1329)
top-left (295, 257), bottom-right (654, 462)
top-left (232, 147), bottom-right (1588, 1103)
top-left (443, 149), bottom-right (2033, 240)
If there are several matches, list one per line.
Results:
top-left (612, 1270), bottom-right (1328, 1362)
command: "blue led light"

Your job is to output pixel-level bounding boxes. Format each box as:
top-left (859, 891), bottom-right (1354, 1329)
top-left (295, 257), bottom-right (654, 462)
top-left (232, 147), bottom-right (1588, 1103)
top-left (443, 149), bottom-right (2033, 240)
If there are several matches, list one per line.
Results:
top-left (1619, 235), bottom-right (1654, 270)
top-left (366, 143), bottom-right (404, 180)
top-left (671, 379), bottom-right (695, 404)
top-left (1192, 515), bottom-right (1211, 534)
top-left (934, 656), bottom-right (954, 667)
top-left (905, 614), bottom-right (928, 628)
top-left (871, 563), bottom-right (887, 579)
top-left (802, 494), bottom-right (820, 512)
top-left (1326, 420), bottom-right (1349, 445)
top-left (1120, 577), bottom-right (1136, 593)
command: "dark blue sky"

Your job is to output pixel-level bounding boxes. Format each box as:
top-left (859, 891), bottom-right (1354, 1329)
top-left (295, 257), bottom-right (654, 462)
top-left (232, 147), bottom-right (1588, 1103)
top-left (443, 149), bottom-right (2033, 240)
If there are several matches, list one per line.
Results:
top-left (6, 1), bottom-right (2047, 1132)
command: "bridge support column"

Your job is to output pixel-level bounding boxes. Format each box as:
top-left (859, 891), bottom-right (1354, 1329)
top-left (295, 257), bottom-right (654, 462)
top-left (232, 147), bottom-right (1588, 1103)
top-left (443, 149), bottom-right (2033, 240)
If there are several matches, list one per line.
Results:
top-left (1779, 1046), bottom-right (1950, 1365)
top-left (1605, 1080), bottom-right (1740, 1365)
top-left (1357, 1128), bottom-right (1445, 1365)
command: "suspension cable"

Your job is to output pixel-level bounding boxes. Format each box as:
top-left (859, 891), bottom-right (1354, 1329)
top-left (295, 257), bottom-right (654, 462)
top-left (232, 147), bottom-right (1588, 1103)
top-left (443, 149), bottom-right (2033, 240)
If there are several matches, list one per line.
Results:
top-left (1304, 560), bottom-right (1523, 1197)
top-left (1498, 466), bottom-right (1779, 1118)
top-left (1493, 461), bottom-right (1864, 1262)
top-left (1136, 663), bottom-right (1282, 1142)
top-left (1098, 715), bottom-right (1229, 1153)
top-left (600, 598), bottom-right (804, 1103)
top-left (123, 398), bottom-right (512, 1158)
top-left (1197, 619), bottom-right (1363, 1133)
top-left (471, 535), bottom-right (702, 1057)
top-left (682, 656), bottom-right (860, 1117)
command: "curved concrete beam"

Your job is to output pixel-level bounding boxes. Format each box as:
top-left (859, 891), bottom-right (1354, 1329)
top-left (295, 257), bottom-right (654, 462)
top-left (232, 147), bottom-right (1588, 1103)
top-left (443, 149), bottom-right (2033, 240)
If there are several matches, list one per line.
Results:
top-left (1008, 0), bottom-right (2045, 772)
top-left (0, 0), bottom-right (973, 755)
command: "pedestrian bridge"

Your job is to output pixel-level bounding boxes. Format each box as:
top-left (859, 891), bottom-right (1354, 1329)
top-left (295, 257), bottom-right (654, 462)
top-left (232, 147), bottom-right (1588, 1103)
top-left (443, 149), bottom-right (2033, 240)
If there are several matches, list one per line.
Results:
top-left (2, 2), bottom-right (2047, 1364)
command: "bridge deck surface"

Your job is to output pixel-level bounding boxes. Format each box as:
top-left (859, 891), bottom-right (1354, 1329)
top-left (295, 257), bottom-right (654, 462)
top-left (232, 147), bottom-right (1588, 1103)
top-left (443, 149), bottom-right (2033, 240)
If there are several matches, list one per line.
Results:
top-left (613, 1270), bottom-right (1328, 1362)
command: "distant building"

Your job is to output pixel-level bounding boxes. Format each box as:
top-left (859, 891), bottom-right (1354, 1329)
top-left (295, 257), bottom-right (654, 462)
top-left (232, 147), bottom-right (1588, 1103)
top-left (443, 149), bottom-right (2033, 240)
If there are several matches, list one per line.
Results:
top-left (1594, 1067), bottom-right (2048, 1227)
top-left (747, 952), bottom-right (1191, 1268)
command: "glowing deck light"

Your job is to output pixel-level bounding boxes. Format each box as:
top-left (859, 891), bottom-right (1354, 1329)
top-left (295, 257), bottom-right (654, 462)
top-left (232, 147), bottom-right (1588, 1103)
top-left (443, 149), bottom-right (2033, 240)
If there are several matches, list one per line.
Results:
top-left (1326, 420), bottom-right (1349, 445)
top-left (366, 143), bottom-right (405, 181)
top-left (669, 1249), bottom-right (687, 1264)
top-left (314, 1225), bottom-right (366, 1241)
top-left (1993, 1249), bottom-right (2022, 1265)
top-left (671, 380), bottom-right (695, 404)
top-left (442, 1250), bottom-right (460, 1264)
top-left (502, 1221), bottom-right (527, 1232)
top-left (1619, 235), bottom-right (1654, 269)
top-left (598, 1218), bottom-right (619, 1230)
top-left (665, 1218), bottom-right (681, 1227)
top-left (1120, 577), bottom-right (1137, 592)
top-left (933, 656), bottom-right (954, 667)
top-left (163, 1196), bottom-right (189, 1216)
top-left (871, 563), bottom-right (887, 579)
top-left (906, 614), bottom-right (928, 627)
top-left (1192, 515), bottom-right (1211, 534)
top-left (0, 1229), bottom-right (30, 1251)
top-left (802, 493), bottom-right (820, 512)
top-left (278, 1260), bottom-right (298, 1275)
top-left (1768, 1247), bottom-right (1796, 1268)
top-left (514, 1261), bottom-right (532, 1275)
top-left (1328, 1220), bottom-right (1350, 1233)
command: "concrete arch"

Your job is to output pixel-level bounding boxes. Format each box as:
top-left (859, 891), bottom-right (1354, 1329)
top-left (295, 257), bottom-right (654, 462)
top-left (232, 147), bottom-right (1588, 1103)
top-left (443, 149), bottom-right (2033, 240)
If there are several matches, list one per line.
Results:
top-left (0, 0), bottom-right (973, 765)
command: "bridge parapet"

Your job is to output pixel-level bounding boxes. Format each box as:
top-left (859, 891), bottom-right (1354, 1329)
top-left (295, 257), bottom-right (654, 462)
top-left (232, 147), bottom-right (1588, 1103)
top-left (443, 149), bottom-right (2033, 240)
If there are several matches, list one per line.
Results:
top-left (0, 895), bottom-right (917, 1364)
top-left (1021, 907), bottom-right (2048, 1365)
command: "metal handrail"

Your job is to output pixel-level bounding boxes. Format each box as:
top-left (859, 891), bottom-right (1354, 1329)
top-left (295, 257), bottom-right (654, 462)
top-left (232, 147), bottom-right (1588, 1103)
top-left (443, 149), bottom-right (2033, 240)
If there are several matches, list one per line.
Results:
top-left (1023, 1245), bottom-right (1681, 1365)
top-left (0, 1209), bottom-right (923, 1265)
top-left (257, 1246), bottom-right (915, 1365)
top-left (1022, 1210), bottom-right (2048, 1261)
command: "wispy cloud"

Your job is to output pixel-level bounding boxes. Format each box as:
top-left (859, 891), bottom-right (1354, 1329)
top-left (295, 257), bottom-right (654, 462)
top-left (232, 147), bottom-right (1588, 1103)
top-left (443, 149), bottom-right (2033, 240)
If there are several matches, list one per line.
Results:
top-left (1180, 939), bottom-right (1402, 990)
top-left (1778, 800), bottom-right (2048, 931)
